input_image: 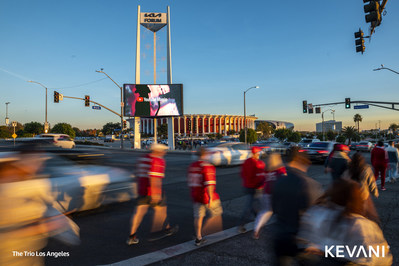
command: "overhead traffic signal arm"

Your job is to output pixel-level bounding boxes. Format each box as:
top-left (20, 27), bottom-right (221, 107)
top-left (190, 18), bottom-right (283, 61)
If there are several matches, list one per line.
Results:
top-left (59, 94), bottom-right (122, 117)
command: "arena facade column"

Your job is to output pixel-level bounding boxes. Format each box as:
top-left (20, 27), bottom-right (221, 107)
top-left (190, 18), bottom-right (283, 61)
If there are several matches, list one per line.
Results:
top-left (202, 115), bottom-right (206, 136)
top-left (177, 116), bottom-right (181, 136)
top-left (218, 116), bottom-right (222, 135)
top-left (183, 115), bottom-right (187, 136)
top-left (195, 115), bottom-right (199, 136)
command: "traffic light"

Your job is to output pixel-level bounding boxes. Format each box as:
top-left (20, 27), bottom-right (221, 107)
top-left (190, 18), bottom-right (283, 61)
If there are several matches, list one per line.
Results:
top-left (85, 95), bottom-right (90, 107)
top-left (302, 101), bottom-right (307, 113)
top-left (54, 91), bottom-right (59, 103)
top-left (345, 98), bottom-right (351, 109)
top-left (315, 107), bottom-right (321, 114)
top-left (364, 0), bottom-right (381, 26)
top-left (123, 120), bottom-right (127, 129)
top-left (354, 29), bottom-right (365, 54)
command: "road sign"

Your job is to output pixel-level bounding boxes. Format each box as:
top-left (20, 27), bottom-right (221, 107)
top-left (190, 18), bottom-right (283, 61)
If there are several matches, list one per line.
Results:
top-left (12, 133), bottom-right (17, 139)
top-left (92, 106), bottom-right (101, 110)
top-left (12, 121), bottom-right (17, 127)
top-left (354, 105), bottom-right (369, 109)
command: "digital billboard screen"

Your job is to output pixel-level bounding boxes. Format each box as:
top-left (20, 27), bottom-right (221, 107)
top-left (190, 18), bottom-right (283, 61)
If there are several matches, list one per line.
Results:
top-left (123, 84), bottom-right (183, 117)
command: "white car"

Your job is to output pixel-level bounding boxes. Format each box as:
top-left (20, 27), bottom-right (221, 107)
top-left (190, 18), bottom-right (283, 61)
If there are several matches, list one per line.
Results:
top-left (36, 134), bottom-right (75, 149)
top-left (205, 142), bottom-right (251, 166)
top-left (41, 154), bottom-right (136, 213)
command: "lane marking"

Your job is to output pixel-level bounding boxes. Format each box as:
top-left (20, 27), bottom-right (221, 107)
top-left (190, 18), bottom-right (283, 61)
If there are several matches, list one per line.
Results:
top-left (100, 222), bottom-right (254, 266)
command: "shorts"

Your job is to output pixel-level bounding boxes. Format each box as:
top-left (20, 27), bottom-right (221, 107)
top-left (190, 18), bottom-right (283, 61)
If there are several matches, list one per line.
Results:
top-left (193, 199), bottom-right (223, 218)
top-left (136, 195), bottom-right (167, 207)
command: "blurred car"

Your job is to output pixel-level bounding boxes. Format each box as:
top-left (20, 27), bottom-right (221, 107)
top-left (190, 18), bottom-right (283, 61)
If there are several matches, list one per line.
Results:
top-left (252, 141), bottom-right (288, 156)
top-left (355, 141), bottom-right (373, 152)
top-left (298, 139), bottom-right (320, 148)
top-left (35, 133), bottom-right (75, 149)
top-left (205, 142), bottom-right (251, 166)
top-left (349, 142), bottom-right (358, 150)
top-left (299, 141), bottom-right (335, 162)
top-left (38, 153), bottom-right (136, 213)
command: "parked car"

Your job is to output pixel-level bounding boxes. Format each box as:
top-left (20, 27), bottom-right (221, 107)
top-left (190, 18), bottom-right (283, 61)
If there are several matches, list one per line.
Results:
top-left (299, 141), bottom-right (335, 162)
top-left (355, 141), bottom-right (373, 152)
top-left (35, 133), bottom-right (75, 149)
top-left (204, 142), bottom-right (251, 166)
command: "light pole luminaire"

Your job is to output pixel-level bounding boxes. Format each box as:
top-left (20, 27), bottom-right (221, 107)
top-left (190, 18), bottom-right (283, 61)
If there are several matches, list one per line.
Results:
top-left (373, 65), bottom-right (399, 75)
top-left (5, 102), bottom-right (10, 125)
top-left (28, 80), bottom-right (48, 133)
top-left (96, 70), bottom-right (124, 149)
top-left (244, 86), bottom-right (259, 144)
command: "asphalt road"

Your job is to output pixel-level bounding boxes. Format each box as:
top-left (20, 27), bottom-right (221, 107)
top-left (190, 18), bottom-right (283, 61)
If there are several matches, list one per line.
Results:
top-left (2, 143), bottom-right (396, 265)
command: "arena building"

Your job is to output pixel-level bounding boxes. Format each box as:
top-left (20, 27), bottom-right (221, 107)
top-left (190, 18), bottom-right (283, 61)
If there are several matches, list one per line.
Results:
top-left (127, 114), bottom-right (258, 136)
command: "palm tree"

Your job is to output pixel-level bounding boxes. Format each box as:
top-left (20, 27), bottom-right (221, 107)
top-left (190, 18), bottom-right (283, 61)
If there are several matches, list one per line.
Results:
top-left (353, 114), bottom-right (363, 133)
top-left (342, 126), bottom-right (357, 145)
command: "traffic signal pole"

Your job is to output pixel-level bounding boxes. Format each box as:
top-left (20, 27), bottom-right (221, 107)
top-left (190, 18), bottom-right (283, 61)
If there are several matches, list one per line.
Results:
top-left (60, 95), bottom-right (122, 117)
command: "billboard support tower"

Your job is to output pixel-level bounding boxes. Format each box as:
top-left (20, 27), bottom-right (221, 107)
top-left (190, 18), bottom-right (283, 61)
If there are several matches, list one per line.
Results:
top-left (134, 5), bottom-right (175, 149)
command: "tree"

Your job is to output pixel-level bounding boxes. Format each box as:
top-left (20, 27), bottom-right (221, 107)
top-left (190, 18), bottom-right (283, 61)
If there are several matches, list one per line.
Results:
top-left (102, 122), bottom-right (121, 135)
top-left (51, 123), bottom-right (76, 138)
top-left (274, 129), bottom-right (291, 141)
top-left (239, 129), bottom-right (257, 144)
top-left (342, 126), bottom-right (357, 145)
top-left (24, 122), bottom-right (43, 136)
top-left (157, 124), bottom-right (168, 138)
top-left (256, 122), bottom-right (274, 139)
top-left (353, 114), bottom-right (363, 133)
top-left (73, 127), bottom-right (82, 137)
top-left (389, 123), bottom-right (399, 134)
top-left (336, 135), bottom-right (346, 143)
top-left (287, 131), bottom-right (301, 143)
top-left (326, 130), bottom-right (337, 141)
top-left (0, 126), bottom-right (12, 138)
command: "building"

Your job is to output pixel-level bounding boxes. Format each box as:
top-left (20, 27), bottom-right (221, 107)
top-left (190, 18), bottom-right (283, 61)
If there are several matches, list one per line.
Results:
top-left (316, 120), bottom-right (342, 133)
top-left (255, 120), bottom-right (294, 130)
top-left (127, 114), bottom-right (257, 137)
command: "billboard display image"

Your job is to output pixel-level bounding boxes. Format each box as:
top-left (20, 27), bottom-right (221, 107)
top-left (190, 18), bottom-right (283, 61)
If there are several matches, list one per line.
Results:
top-left (123, 84), bottom-right (183, 117)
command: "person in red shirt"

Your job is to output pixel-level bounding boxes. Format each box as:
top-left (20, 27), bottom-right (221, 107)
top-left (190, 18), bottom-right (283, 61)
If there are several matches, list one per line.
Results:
top-left (253, 153), bottom-right (286, 239)
top-left (371, 140), bottom-right (389, 191)
top-left (238, 146), bottom-right (265, 233)
top-left (127, 144), bottom-right (178, 245)
top-left (188, 148), bottom-right (223, 246)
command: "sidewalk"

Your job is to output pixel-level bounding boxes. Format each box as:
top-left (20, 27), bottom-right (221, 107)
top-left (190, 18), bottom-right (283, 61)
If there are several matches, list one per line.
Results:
top-left (108, 179), bottom-right (399, 266)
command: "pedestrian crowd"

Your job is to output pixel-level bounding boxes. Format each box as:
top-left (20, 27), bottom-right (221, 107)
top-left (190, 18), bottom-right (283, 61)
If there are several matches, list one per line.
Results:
top-left (127, 141), bottom-right (395, 265)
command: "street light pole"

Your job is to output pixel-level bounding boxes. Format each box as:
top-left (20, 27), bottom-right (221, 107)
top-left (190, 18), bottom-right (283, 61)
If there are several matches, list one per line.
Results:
top-left (28, 81), bottom-right (48, 133)
top-left (243, 86), bottom-right (259, 144)
top-left (373, 65), bottom-right (399, 75)
top-left (96, 69), bottom-right (124, 149)
top-left (5, 102), bottom-right (10, 125)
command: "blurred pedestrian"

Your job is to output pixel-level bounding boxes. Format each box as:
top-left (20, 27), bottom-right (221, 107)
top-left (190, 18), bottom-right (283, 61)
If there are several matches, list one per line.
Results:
top-left (324, 143), bottom-right (340, 174)
top-left (343, 152), bottom-right (379, 224)
top-left (386, 140), bottom-right (398, 183)
top-left (253, 153), bottom-right (286, 239)
top-left (187, 148), bottom-right (223, 246)
top-left (371, 140), bottom-right (388, 191)
top-left (0, 147), bottom-right (74, 266)
top-left (297, 179), bottom-right (392, 266)
top-left (325, 144), bottom-right (351, 181)
top-left (238, 146), bottom-right (265, 233)
top-left (271, 147), bottom-right (322, 266)
top-left (127, 144), bottom-right (178, 245)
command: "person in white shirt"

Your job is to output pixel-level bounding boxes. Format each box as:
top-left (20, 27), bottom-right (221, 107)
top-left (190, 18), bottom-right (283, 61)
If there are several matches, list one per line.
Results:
top-left (385, 141), bottom-right (399, 183)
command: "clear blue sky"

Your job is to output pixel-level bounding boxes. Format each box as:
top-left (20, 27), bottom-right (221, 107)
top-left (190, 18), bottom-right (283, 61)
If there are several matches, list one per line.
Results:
top-left (1, 0), bottom-right (398, 131)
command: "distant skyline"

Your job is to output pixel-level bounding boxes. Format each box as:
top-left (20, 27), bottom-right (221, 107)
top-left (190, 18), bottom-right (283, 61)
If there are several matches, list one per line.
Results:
top-left (1, 0), bottom-right (398, 131)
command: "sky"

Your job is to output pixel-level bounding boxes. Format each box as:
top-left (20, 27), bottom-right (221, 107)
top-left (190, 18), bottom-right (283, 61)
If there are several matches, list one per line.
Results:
top-left (1, 0), bottom-right (398, 131)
